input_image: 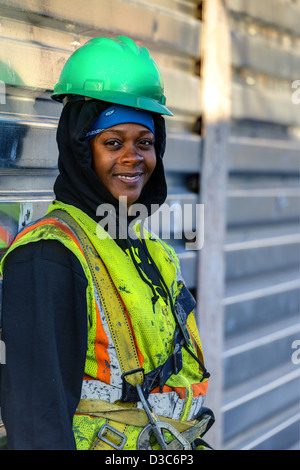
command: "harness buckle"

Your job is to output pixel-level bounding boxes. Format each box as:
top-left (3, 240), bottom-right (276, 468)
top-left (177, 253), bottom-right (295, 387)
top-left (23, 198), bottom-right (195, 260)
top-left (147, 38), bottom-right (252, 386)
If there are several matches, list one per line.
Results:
top-left (121, 368), bottom-right (145, 402)
top-left (97, 423), bottom-right (127, 450)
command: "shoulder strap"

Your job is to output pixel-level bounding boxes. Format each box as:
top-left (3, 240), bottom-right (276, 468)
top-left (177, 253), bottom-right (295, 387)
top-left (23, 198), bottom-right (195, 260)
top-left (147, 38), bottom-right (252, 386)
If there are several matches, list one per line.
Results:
top-left (46, 210), bottom-right (144, 392)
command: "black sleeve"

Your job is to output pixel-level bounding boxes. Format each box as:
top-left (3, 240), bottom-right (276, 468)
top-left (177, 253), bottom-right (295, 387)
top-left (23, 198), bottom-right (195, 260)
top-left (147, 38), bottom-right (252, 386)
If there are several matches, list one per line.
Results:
top-left (0, 240), bottom-right (88, 450)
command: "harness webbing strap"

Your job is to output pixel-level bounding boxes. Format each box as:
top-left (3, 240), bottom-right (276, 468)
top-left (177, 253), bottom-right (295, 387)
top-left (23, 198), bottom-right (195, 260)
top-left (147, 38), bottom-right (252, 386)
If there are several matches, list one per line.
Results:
top-left (77, 398), bottom-right (198, 432)
top-left (47, 210), bottom-right (144, 391)
top-left (76, 398), bottom-right (215, 450)
top-left (46, 210), bottom-right (186, 400)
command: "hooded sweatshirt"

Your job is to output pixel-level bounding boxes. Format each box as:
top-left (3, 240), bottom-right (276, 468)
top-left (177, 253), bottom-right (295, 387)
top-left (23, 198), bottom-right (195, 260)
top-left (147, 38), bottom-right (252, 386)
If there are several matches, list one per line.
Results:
top-left (54, 99), bottom-right (168, 220)
top-left (0, 100), bottom-right (169, 450)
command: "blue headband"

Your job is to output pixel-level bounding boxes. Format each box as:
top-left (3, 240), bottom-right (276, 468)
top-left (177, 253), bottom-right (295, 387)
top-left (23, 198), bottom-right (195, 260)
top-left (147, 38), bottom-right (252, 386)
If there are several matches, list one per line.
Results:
top-left (86, 104), bottom-right (155, 140)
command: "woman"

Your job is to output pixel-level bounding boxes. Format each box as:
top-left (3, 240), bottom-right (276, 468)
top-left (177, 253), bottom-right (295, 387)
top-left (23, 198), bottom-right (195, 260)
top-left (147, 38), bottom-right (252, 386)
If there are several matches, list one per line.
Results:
top-left (0, 36), bottom-right (212, 450)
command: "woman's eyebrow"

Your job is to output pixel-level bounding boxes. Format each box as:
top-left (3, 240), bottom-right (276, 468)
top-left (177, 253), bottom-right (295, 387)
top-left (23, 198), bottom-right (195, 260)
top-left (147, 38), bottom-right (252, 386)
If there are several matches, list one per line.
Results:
top-left (100, 128), bottom-right (153, 136)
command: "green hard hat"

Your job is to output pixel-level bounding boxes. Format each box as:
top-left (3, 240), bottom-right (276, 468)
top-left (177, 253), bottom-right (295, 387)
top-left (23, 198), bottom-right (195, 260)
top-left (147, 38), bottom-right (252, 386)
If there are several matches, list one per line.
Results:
top-left (51, 36), bottom-right (172, 116)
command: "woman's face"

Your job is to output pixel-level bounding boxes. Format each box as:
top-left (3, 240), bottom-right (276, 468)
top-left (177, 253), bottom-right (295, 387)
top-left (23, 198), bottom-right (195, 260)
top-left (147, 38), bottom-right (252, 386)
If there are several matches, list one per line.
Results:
top-left (90, 123), bottom-right (156, 207)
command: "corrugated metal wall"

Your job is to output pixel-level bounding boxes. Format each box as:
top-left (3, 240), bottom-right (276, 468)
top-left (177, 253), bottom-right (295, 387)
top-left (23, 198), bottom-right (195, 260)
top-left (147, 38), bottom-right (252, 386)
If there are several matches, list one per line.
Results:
top-left (0, 0), bottom-right (299, 451)
top-left (222, 0), bottom-right (300, 450)
top-left (0, 0), bottom-right (203, 449)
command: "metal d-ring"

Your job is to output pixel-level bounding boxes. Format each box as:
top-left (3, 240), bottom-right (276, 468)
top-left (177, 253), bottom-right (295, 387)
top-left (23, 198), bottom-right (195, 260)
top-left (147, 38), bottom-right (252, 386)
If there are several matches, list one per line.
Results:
top-left (137, 422), bottom-right (191, 451)
top-left (136, 383), bottom-right (191, 451)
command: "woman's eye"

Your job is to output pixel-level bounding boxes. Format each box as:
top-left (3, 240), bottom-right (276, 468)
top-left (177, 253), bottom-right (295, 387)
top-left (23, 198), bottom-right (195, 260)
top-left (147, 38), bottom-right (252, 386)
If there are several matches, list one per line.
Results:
top-left (102, 137), bottom-right (155, 150)
top-left (105, 139), bottom-right (121, 147)
top-left (139, 139), bottom-right (154, 148)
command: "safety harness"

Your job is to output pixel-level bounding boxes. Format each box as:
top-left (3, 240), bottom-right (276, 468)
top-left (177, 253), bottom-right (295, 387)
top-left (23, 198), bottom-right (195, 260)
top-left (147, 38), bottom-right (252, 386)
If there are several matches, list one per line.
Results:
top-left (46, 209), bottom-right (210, 394)
top-left (2, 207), bottom-right (214, 450)
top-left (45, 209), bottom-right (214, 450)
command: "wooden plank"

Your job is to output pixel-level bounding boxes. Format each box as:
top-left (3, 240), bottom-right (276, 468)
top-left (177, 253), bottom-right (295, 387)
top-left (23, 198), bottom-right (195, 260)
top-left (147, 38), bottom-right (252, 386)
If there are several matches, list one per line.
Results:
top-left (232, 81), bottom-right (300, 126)
top-left (197, 0), bottom-right (232, 450)
top-left (228, 137), bottom-right (300, 175)
top-left (164, 132), bottom-right (202, 173)
top-left (226, 188), bottom-right (300, 226)
top-left (0, 0), bottom-right (202, 56)
top-left (0, 39), bottom-right (201, 114)
top-left (228, 0), bottom-right (300, 34)
top-left (231, 30), bottom-right (300, 81)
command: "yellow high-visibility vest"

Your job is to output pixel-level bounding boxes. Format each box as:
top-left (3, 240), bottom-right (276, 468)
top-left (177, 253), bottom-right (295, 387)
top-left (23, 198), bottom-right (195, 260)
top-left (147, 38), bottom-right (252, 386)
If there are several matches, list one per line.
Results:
top-left (1, 200), bottom-right (209, 450)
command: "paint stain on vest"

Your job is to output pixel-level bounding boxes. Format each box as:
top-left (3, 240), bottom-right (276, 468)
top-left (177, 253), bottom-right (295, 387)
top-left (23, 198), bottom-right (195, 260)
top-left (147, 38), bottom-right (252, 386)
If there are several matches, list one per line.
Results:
top-left (119, 285), bottom-right (131, 294)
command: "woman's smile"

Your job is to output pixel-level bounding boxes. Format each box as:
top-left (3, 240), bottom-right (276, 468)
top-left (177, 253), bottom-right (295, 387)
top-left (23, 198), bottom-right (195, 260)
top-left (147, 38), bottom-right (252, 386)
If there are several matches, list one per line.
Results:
top-left (115, 172), bottom-right (143, 182)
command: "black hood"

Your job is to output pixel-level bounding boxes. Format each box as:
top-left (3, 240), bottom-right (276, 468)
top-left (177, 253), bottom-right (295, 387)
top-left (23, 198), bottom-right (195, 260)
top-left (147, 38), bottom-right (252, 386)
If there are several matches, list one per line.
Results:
top-left (54, 100), bottom-right (167, 222)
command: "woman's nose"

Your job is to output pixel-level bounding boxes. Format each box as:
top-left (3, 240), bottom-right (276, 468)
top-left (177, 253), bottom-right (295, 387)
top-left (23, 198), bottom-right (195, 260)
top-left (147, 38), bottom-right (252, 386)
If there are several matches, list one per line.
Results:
top-left (120, 145), bottom-right (143, 164)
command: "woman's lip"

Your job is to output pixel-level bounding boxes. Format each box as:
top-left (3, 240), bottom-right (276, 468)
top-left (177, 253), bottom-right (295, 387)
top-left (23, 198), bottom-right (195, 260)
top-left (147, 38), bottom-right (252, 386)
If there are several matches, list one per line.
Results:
top-left (115, 173), bottom-right (143, 183)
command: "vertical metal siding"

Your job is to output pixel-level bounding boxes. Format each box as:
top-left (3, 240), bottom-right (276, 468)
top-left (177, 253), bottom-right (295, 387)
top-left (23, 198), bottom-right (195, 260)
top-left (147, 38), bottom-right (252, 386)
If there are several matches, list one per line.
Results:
top-left (222, 0), bottom-right (300, 450)
top-left (0, 0), bottom-right (202, 279)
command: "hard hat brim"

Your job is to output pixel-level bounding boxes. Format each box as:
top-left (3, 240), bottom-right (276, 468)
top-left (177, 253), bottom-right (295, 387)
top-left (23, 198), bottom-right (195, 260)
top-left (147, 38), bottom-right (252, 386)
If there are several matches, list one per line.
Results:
top-left (51, 88), bottom-right (173, 116)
